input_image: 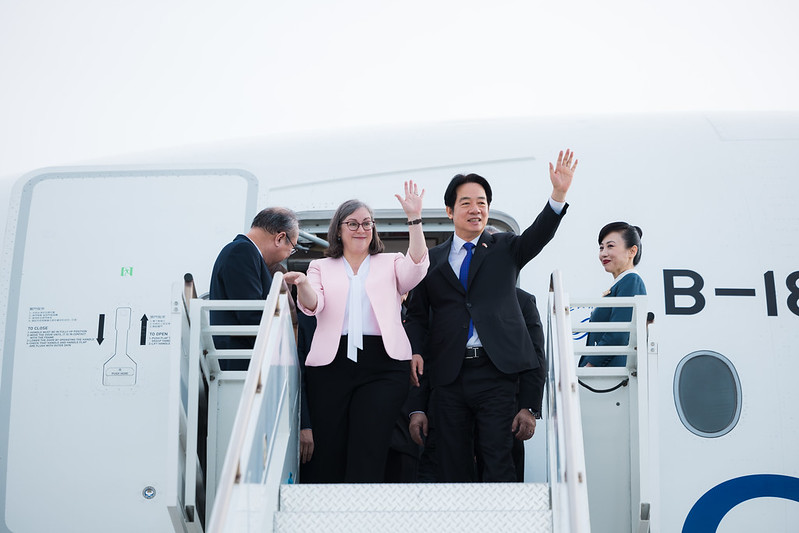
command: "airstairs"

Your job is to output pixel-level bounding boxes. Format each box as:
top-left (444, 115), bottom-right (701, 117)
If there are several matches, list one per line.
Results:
top-left (170, 270), bottom-right (655, 533)
top-left (570, 287), bottom-right (657, 532)
top-left (568, 277), bottom-right (657, 532)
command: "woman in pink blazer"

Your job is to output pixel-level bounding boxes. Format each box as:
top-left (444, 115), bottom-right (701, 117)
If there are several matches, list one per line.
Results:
top-left (284, 181), bottom-right (429, 483)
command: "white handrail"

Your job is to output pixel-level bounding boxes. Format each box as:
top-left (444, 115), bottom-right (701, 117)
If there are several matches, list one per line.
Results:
top-left (570, 296), bottom-right (642, 367)
top-left (548, 270), bottom-right (592, 532)
top-left (206, 272), bottom-right (295, 532)
top-left (166, 281), bottom-right (192, 531)
top-left (172, 282), bottom-right (287, 530)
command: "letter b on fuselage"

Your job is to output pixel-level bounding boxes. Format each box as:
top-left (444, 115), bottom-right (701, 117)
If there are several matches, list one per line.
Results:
top-left (664, 269), bottom-right (706, 315)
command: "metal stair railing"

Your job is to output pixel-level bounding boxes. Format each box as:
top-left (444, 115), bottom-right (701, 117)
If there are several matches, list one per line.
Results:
top-left (205, 272), bottom-right (300, 533)
top-left (547, 270), bottom-right (591, 532)
top-left (564, 284), bottom-right (657, 532)
top-left (166, 273), bottom-right (299, 533)
top-left (571, 296), bottom-right (644, 369)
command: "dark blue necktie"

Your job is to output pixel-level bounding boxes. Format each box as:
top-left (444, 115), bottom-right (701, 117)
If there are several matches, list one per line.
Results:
top-left (459, 242), bottom-right (475, 339)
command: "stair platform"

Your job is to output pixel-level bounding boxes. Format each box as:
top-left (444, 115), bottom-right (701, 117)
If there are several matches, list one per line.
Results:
top-left (274, 483), bottom-right (552, 532)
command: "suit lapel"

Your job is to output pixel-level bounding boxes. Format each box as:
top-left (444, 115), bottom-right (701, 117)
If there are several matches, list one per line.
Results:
top-left (430, 237), bottom-right (464, 294)
top-left (467, 232), bottom-right (493, 286)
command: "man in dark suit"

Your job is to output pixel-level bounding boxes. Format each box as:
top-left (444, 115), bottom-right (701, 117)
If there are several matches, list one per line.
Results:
top-left (209, 207), bottom-right (299, 369)
top-left (405, 150), bottom-right (576, 482)
top-left (412, 286), bottom-right (546, 482)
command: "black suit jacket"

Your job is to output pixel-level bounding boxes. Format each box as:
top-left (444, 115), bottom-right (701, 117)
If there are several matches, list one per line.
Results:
top-left (209, 234), bottom-right (273, 349)
top-left (405, 202), bottom-right (565, 408)
top-left (408, 287), bottom-right (547, 418)
top-left (516, 288), bottom-right (547, 411)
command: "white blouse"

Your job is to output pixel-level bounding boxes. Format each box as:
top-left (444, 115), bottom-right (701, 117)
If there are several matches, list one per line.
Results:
top-left (341, 255), bottom-right (381, 361)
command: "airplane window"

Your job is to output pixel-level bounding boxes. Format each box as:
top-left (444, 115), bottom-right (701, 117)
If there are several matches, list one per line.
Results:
top-left (673, 351), bottom-right (742, 438)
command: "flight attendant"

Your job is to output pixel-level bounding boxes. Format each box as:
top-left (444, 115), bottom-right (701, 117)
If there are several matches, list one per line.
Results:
top-left (580, 221), bottom-right (647, 367)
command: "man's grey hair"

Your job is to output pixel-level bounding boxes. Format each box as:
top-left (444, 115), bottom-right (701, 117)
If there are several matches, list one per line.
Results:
top-left (251, 207), bottom-right (298, 235)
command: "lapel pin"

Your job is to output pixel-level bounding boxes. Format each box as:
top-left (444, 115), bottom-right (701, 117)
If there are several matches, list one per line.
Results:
top-left (481, 243), bottom-right (488, 248)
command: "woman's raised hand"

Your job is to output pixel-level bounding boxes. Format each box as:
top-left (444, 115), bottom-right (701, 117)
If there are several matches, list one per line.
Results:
top-left (395, 180), bottom-right (424, 220)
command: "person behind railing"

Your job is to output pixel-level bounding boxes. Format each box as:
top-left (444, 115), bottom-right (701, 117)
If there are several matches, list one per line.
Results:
top-left (384, 294), bottom-right (424, 483)
top-left (404, 150), bottom-right (577, 483)
top-left (483, 226), bottom-right (547, 482)
top-left (296, 311), bottom-right (317, 477)
top-left (209, 207), bottom-right (300, 370)
top-left (284, 182), bottom-right (429, 483)
top-left (268, 260), bottom-right (319, 474)
top-left (579, 222), bottom-right (646, 368)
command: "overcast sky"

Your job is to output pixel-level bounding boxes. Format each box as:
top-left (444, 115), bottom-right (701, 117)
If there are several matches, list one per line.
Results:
top-left (1, 0), bottom-right (798, 179)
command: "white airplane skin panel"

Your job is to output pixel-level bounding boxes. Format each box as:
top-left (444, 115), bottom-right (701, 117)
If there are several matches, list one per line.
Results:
top-left (0, 169), bottom-right (255, 532)
top-left (266, 157), bottom-right (541, 218)
top-left (717, 496), bottom-right (799, 531)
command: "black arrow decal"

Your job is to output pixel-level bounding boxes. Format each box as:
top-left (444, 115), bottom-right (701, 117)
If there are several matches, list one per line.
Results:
top-left (97, 314), bottom-right (105, 345)
top-left (140, 314), bottom-right (148, 345)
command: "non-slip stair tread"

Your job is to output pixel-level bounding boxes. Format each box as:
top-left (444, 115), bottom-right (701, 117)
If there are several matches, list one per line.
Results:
top-left (278, 482), bottom-right (550, 512)
top-left (274, 509), bottom-right (553, 533)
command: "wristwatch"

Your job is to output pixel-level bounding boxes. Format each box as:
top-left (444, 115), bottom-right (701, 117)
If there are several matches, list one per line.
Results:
top-left (527, 408), bottom-right (542, 419)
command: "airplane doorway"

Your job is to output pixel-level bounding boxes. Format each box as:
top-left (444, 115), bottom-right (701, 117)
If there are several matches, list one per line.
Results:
top-left (288, 208), bottom-right (520, 272)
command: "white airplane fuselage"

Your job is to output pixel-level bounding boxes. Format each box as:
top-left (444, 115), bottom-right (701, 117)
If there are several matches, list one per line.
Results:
top-left (0, 113), bottom-right (797, 532)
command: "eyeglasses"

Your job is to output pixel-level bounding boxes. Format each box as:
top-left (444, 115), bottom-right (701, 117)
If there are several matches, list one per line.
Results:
top-left (341, 220), bottom-right (375, 231)
top-left (284, 233), bottom-right (298, 255)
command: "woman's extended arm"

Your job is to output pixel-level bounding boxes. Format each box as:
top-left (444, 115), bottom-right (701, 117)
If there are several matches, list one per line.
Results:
top-left (395, 180), bottom-right (426, 264)
top-left (283, 269), bottom-right (319, 313)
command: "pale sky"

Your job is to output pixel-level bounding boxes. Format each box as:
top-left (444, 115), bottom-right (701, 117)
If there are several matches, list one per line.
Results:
top-left (1, 0), bottom-right (798, 179)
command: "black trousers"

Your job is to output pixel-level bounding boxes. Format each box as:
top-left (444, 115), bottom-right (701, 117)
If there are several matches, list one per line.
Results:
top-left (304, 335), bottom-right (409, 483)
top-left (433, 356), bottom-right (518, 482)
top-left (418, 412), bottom-right (525, 483)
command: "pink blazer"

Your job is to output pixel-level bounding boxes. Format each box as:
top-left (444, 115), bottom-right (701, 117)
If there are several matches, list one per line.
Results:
top-left (299, 251), bottom-right (429, 366)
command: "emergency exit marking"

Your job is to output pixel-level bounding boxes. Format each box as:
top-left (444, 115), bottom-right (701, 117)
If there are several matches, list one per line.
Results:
top-left (121, 267), bottom-right (133, 277)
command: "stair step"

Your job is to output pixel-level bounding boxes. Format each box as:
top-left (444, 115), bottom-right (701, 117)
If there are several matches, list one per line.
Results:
top-left (274, 509), bottom-right (552, 532)
top-left (279, 482), bottom-right (550, 512)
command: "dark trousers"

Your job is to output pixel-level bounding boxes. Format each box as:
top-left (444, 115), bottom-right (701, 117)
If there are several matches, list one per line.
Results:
top-left (512, 435), bottom-right (525, 482)
top-left (384, 386), bottom-right (423, 483)
top-left (417, 423), bottom-right (439, 482)
top-left (384, 447), bottom-right (420, 483)
top-left (420, 416), bottom-right (525, 483)
top-left (434, 356), bottom-right (518, 482)
top-left (304, 335), bottom-right (409, 483)
top-left (475, 425), bottom-right (525, 482)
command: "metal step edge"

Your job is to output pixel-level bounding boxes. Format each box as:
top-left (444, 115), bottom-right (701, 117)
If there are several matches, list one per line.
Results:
top-left (279, 482), bottom-right (550, 512)
top-left (274, 509), bottom-right (553, 533)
